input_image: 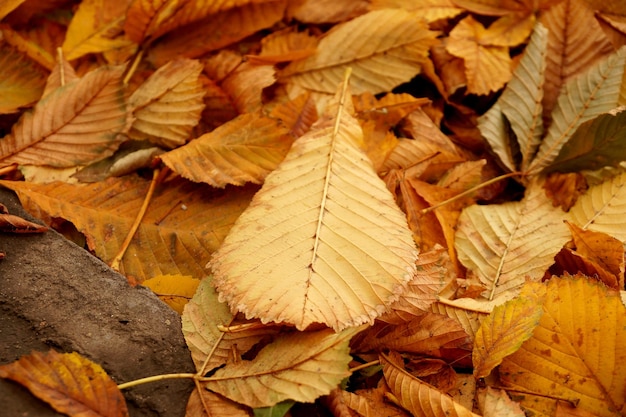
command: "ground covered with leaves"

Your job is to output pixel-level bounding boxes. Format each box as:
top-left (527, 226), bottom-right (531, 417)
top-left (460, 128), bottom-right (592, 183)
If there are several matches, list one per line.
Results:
top-left (1, 0), bottom-right (626, 416)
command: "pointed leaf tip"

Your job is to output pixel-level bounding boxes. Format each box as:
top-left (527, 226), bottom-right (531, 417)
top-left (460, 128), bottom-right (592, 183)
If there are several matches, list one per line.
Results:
top-left (210, 78), bottom-right (418, 331)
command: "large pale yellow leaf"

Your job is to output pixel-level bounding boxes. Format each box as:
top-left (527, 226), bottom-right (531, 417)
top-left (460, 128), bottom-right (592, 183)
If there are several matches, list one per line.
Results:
top-left (182, 278), bottom-right (281, 373)
top-left (569, 171), bottom-right (626, 242)
top-left (528, 47), bottom-right (626, 174)
top-left (381, 351), bottom-right (481, 417)
top-left (0, 65), bottom-right (129, 168)
top-left (540, 0), bottom-right (615, 123)
top-left (0, 177), bottom-right (257, 284)
top-left (473, 283), bottom-right (545, 378)
top-left (147, 1), bottom-right (286, 66)
top-left (0, 350), bottom-right (128, 417)
top-left (500, 277), bottom-right (626, 416)
top-left (201, 326), bottom-right (362, 408)
top-left (62, 0), bottom-right (134, 61)
top-left (455, 180), bottom-right (571, 301)
top-left (210, 79), bottom-right (418, 331)
top-left (279, 9), bottom-right (438, 94)
top-left (160, 113), bottom-right (294, 187)
top-left (0, 43), bottom-right (46, 114)
top-left (446, 15), bottom-right (512, 95)
top-left (128, 58), bottom-right (205, 148)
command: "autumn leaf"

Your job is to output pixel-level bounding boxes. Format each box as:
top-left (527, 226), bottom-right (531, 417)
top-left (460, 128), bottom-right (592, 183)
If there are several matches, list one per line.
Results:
top-left (209, 76), bottom-right (418, 331)
top-left (455, 179), bottom-right (571, 300)
top-left (160, 113), bottom-right (294, 188)
top-left (0, 64), bottom-right (130, 168)
top-left (142, 274), bottom-right (200, 314)
top-left (370, 0), bottom-right (464, 23)
top-left (279, 9), bottom-right (438, 94)
top-left (0, 350), bottom-right (128, 417)
top-left (186, 388), bottom-right (251, 417)
top-left (0, 42), bottom-right (46, 114)
top-left (201, 326), bottom-right (362, 408)
top-left (381, 351), bottom-right (481, 417)
top-left (499, 276), bottom-right (626, 416)
top-left (0, 176), bottom-right (257, 283)
top-left (472, 283), bottom-right (546, 378)
top-left (128, 58), bottom-right (205, 148)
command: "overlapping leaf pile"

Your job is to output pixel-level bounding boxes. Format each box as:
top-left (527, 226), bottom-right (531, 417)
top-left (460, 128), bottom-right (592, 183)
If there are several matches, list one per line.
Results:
top-left (1, 0), bottom-right (626, 416)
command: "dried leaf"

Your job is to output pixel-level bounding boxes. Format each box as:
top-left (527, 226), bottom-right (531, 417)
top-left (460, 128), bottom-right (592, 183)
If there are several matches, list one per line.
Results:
top-left (186, 387), bottom-right (251, 417)
top-left (0, 176), bottom-right (257, 283)
top-left (430, 301), bottom-right (488, 342)
top-left (0, 65), bottom-right (129, 168)
top-left (569, 171), bottom-right (626, 241)
top-left (0, 350), bottom-right (128, 417)
top-left (370, 0), bottom-right (463, 23)
top-left (381, 351), bottom-right (481, 417)
top-left (286, 0), bottom-right (368, 23)
top-left (220, 62), bottom-right (275, 114)
top-left (0, 211), bottom-right (48, 233)
top-left (128, 58), bottom-right (205, 148)
top-left (210, 78), bottom-right (418, 331)
top-left (473, 283), bottom-right (545, 378)
top-left (246, 27), bottom-right (318, 65)
top-left (0, 42), bottom-right (46, 113)
top-left (160, 113), bottom-right (294, 187)
top-left (481, 387), bottom-right (525, 417)
top-left (500, 276), bottom-right (626, 416)
top-left (202, 327), bottom-right (362, 408)
top-left (280, 9), bottom-right (438, 94)
top-left (142, 274), bottom-right (200, 314)
top-left (455, 179), bottom-right (571, 301)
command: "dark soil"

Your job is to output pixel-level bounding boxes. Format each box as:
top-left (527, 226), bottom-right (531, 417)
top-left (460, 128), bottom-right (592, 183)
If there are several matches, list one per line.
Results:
top-left (0, 187), bottom-right (195, 416)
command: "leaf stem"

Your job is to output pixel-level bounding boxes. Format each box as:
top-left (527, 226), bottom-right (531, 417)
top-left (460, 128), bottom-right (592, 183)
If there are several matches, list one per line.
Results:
top-left (349, 360), bottom-right (379, 373)
top-left (420, 172), bottom-right (520, 215)
top-left (117, 373), bottom-right (197, 390)
top-left (123, 48), bottom-right (144, 86)
top-left (110, 168), bottom-right (160, 271)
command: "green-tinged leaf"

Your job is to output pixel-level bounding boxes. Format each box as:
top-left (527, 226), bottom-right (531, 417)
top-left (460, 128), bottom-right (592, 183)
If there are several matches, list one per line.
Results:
top-left (478, 102), bottom-right (516, 172)
top-left (381, 351), bottom-right (481, 417)
top-left (279, 9), bottom-right (438, 94)
top-left (500, 276), bottom-right (626, 416)
top-left (544, 109), bottom-right (626, 173)
top-left (455, 180), bottom-right (571, 301)
top-left (210, 79), bottom-right (417, 331)
top-left (473, 283), bottom-right (546, 378)
top-left (160, 113), bottom-right (294, 187)
top-left (500, 23), bottom-right (547, 172)
top-left (202, 326), bottom-right (362, 408)
top-left (253, 401), bottom-right (295, 417)
top-left (569, 171), bottom-right (626, 241)
top-left (0, 350), bottom-right (128, 417)
top-left (0, 65), bottom-right (129, 168)
top-left (527, 47), bottom-right (626, 174)
top-left (182, 278), bottom-right (280, 373)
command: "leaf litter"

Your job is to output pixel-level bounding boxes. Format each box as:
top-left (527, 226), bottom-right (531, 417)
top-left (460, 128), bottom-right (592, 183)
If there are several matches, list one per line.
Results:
top-left (1, 0), bottom-right (626, 416)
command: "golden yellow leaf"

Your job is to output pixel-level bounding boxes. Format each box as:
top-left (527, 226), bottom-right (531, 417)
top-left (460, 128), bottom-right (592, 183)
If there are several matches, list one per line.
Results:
top-left (142, 274), bottom-right (200, 314)
top-left (210, 77), bottom-right (418, 331)
top-left (500, 276), bottom-right (626, 416)
top-left (246, 27), bottom-right (318, 65)
top-left (1, 25), bottom-right (56, 70)
top-left (569, 171), bottom-right (626, 242)
top-left (202, 326), bottom-right (363, 408)
top-left (381, 351), bottom-right (481, 417)
top-left (286, 0), bottom-right (368, 23)
top-left (0, 350), bottom-right (128, 417)
top-left (0, 0), bottom-right (25, 20)
top-left (128, 58), bottom-right (205, 148)
top-left (446, 15), bottom-right (512, 95)
top-left (148, 1), bottom-right (286, 66)
top-left (455, 179), bottom-right (571, 301)
top-left (0, 65), bottom-right (130, 168)
top-left (0, 42), bottom-right (46, 114)
top-left (478, 12), bottom-right (535, 47)
top-left (0, 176), bottom-right (257, 284)
top-left (280, 9), bottom-right (438, 94)
top-left (62, 0), bottom-right (134, 61)
top-left (540, 0), bottom-right (615, 122)
top-left (473, 283), bottom-right (546, 378)
top-left (182, 278), bottom-right (281, 373)
top-left (370, 0), bottom-right (463, 23)
top-left (160, 113), bottom-right (294, 187)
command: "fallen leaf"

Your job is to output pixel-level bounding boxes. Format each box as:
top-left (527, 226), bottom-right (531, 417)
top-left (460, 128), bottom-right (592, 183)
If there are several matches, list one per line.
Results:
top-left (370, 0), bottom-right (463, 23)
top-left (210, 77), bottom-right (418, 331)
top-left (0, 211), bottom-right (48, 233)
top-left (0, 42), bottom-right (46, 114)
top-left (481, 387), bottom-right (525, 417)
top-left (186, 387), bottom-right (251, 417)
top-left (142, 274), bottom-right (200, 314)
top-left (0, 350), bottom-right (128, 417)
top-left (500, 276), bottom-right (626, 416)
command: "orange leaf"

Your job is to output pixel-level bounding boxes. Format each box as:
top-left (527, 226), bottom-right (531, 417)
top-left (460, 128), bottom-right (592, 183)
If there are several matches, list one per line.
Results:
top-left (0, 65), bottom-right (130, 168)
top-left (286, 0), bottom-right (368, 23)
top-left (246, 27), bottom-right (318, 65)
top-left (0, 350), bottom-right (128, 417)
top-left (220, 62), bottom-right (275, 114)
top-left (142, 274), bottom-right (200, 314)
top-left (269, 93), bottom-right (319, 137)
top-left (0, 42), bottom-right (46, 114)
